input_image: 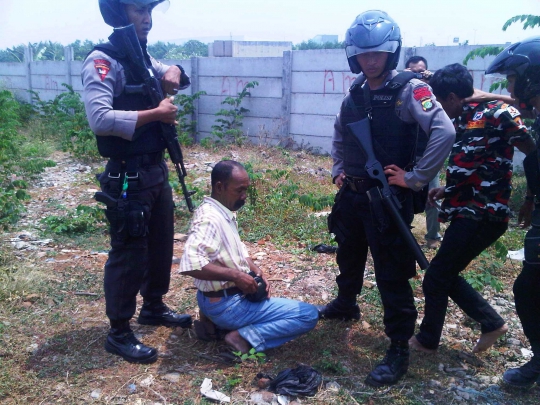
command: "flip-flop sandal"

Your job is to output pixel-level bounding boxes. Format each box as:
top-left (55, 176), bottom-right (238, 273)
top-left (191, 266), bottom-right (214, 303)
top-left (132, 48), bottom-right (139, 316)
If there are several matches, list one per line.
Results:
top-left (311, 243), bottom-right (337, 254)
top-left (193, 320), bottom-right (219, 342)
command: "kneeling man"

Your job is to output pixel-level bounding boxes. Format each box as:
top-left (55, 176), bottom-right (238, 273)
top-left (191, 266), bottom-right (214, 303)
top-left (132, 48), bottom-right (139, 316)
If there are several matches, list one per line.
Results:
top-left (180, 160), bottom-right (319, 353)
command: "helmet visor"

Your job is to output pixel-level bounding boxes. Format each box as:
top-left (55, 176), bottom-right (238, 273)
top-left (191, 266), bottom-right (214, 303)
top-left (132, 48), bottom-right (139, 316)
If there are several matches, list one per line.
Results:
top-left (346, 40), bottom-right (399, 59)
top-left (119, 0), bottom-right (170, 12)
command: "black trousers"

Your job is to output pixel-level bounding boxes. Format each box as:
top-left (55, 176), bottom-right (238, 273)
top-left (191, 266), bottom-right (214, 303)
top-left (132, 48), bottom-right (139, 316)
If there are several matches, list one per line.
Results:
top-left (100, 160), bottom-right (174, 322)
top-left (417, 217), bottom-right (507, 350)
top-left (515, 224), bottom-right (540, 354)
top-left (331, 187), bottom-right (417, 342)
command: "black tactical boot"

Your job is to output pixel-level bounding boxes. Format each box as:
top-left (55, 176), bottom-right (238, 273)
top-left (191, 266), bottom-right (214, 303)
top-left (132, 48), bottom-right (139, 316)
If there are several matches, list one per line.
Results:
top-left (105, 325), bottom-right (158, 364)
top-left (503, 356), bottom-right (540, 388)
top-left (137, 300), bottom-right (192, 328)
top-left (317, 298), bottom-right (360, 321)
top-left (365, 341), bottom-right (410, 387)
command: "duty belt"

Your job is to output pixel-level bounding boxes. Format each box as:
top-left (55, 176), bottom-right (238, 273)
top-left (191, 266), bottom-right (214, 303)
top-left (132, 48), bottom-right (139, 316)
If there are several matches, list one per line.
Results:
top-left (201, 286), bottom-right (243, 298)
top-left (109, 151), bottom-right (164, 168)
top-left (346, 176), bottom-right (378, 193)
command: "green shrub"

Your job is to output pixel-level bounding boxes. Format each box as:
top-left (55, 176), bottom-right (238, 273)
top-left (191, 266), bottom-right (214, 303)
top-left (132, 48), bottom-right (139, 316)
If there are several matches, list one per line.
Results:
top-left (30, 84), bottom-right (100, 161)
top-left (41, 205), bottom-right (105, 235)
top-left (211, 81), bottom-right (258, 145)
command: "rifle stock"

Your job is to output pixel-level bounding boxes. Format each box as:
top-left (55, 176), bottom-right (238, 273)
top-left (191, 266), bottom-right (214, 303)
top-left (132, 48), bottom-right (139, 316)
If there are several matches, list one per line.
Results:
top-left (346, 119), bottom-right (429, 270)
top-left (109, 25), bottom-right (195, 212)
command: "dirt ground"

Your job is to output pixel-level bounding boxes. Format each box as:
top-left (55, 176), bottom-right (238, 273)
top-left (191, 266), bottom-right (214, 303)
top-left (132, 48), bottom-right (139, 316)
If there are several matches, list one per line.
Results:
top-left (1, 145), bottom-right (539, 404)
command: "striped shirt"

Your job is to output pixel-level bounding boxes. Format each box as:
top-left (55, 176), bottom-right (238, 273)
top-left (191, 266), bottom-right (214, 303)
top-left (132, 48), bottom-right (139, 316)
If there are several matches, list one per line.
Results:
top-left (179, 197), bottom-right (250, 292)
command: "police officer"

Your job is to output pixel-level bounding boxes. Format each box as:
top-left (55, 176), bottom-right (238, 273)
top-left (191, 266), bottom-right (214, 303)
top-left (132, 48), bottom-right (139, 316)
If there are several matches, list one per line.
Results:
top-left (486, 36), bottom-right (540, 388)
top-left (81, 0), bottom-right (192, 364)
top-left (318, 10), bottom-right (455, 386)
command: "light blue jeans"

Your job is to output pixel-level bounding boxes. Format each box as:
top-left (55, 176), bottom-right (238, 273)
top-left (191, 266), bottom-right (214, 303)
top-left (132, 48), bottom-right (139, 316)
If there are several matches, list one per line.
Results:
top-left (197, 291), bottom-right (319, 352)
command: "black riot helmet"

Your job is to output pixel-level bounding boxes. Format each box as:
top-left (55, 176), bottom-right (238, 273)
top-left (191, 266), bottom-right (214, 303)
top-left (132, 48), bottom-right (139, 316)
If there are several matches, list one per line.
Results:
top-left (99, 0), bottom-right (170, 28)
top-left (345, 10), bottom-right (402, 74)
top-left (486, 36), bottom-right (540, 102)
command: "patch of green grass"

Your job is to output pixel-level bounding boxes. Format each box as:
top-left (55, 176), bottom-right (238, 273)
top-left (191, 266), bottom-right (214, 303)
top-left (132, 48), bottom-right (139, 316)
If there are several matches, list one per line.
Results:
top-left (41, 205), bottom-right (106, 235)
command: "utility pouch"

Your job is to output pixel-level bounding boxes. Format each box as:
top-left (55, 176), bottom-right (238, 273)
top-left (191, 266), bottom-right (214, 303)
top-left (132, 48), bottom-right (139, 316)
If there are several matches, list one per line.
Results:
top-left (411, 185), bottom-right (429, 214)
top-left (524, 226), bottom-right (540, 264)
top-left (327, 185), bottom-right (345, 234)
top-left (104, 206), bottom-right (126, 236)
top-left (126, 200), bottom-right (148, 238)
top-left (367, 186), bottom-right (389, 232)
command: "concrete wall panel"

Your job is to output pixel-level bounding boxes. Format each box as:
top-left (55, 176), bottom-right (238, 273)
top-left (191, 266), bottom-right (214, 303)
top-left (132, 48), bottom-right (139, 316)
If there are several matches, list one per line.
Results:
top-left (198, 57), bottom-right (282, 77)
top-left (199, 95), bottom-right (282, 118)
top-left (292, 93), bottom-right (342, 116)
top-left (199, 76), bottom-right (281, 98)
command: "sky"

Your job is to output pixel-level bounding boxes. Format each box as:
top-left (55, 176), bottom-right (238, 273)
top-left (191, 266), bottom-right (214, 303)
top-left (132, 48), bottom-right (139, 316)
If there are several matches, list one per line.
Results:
top-left (1, 0), bottom-right (539, 50)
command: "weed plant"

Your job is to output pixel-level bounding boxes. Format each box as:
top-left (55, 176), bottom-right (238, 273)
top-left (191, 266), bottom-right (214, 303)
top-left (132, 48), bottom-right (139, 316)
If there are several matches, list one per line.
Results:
top-left (238, 165), bottom-right (334, 247)
top-left (211, 81), bottom-right (258, 146)
top-left (0, 90), bottom-right (57, 228)
top-left (41, 204), bottom-right (106, 235)
top-left (173, 90), bottom-right (206, 146)
top-left (29, 84), bottom-right (100, 161)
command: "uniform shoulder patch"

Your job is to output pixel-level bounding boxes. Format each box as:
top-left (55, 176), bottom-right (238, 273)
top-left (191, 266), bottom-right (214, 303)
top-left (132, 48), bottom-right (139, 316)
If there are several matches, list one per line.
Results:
top-left (94, 59), bottom-right (111, 82)
top-left (466, 120), bottom-right (486, 129)
top-left (413, 86), bottom-right (432, 101)
top-left (507, 106), bottom-right (520, 118)
top-left (421, 98), bottom-right (434, 112)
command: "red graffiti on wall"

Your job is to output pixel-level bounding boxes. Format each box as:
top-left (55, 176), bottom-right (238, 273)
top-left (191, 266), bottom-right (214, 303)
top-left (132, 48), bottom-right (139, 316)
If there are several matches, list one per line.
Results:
top-left (221, 77), bottom-right (254, 96)
top-left (323, 70), bottom-right (334, 96)
top-left (342, 73), bottom-right (357, 93)
top-left (44, 76), bottom-right (59, 92)
top-left (323, 70), bottom-right (358, 95)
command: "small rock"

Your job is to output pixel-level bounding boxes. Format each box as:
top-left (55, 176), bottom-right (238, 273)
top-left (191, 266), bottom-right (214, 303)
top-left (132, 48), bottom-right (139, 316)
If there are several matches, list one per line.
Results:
top-left (459, 391), bottom-right (470, 400)
top-left (363, 280), bottom-right (375, 289)
top-left (429, 380), bottom-right (442, 388)
top-left (140, 375), bottom-right (154, 387)
top-left (326, 381), bottom-right (340, 391)
top-left (466, 381), bottom-right (479, 389)
top-left (507, 338), bottom-right (521, 347)
top-left (90, 389), bottom-right (101, 399)
top-left (162, 372), bottom-right (180, 383)
top-left (361, 321), bottom-right (371, 329)
top-left (250, 391), bottom-right (275, 404)
top-left (26, 343), bottom-right (39, 354)
top-left (492, 305), bottom-right (504, 314)
top-left (476, 375), bottom-right (491, 384)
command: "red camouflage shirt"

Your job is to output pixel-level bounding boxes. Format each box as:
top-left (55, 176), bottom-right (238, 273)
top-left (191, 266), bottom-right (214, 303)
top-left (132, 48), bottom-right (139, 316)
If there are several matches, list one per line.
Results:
top-left (440, 101), bottom-right (529, 223)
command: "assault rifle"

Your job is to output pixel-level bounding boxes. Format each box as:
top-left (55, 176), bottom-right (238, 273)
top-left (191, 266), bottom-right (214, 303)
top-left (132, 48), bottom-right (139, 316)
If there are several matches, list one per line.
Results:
top-left (346, 118), bottom-right (430, 270)
top-left (109, 24), bottom-right (195, 212)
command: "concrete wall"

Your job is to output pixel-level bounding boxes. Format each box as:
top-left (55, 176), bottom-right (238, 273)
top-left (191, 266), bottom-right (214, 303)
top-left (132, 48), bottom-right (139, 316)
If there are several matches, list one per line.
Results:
top-left (209, 40), bottom-right (292, 57)
top-left (0, 44), bottom-right (510, 154)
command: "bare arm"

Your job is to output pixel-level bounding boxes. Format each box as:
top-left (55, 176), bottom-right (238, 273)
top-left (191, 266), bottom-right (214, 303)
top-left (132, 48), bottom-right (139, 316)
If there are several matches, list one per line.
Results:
top-left (183, 263), bottom-right (258, 294)
top-left (135, 96), bottom-right (178, 128)
top-left (464, 88), bottom-right (515, 104)
top-left (246, 257), bottom-right (271, 296)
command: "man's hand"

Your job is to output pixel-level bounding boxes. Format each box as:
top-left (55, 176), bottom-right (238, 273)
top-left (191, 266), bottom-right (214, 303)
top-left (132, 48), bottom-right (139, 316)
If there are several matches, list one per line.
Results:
top-left (246, 257), bottom-right (271, 298)
top-left (233, 271), bottom-right (259, 295)
top-left (161, 65), bottom-right (181, 95)
top-left (428, 186), bottom-right (445, 207)
top-left (335, 172), bottom-right (346, 189)
top-left (384, 164), bottom-right (408, 188)
top-left (156, 96), bottom-right (178, 125)
top-left (518, 200), bottom-right (534, 228)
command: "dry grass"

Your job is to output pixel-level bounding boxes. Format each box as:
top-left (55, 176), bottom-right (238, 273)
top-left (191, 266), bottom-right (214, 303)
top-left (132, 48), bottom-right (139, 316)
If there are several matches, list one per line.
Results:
top-left (0, 144), bottom-right (538, 404)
